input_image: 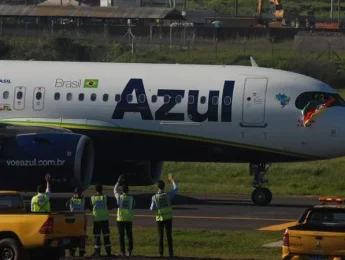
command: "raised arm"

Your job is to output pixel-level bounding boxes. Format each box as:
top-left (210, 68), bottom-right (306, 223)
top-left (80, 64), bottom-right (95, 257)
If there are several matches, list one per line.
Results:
top-left (114, 175), bottom-right (124, 205)
top-left (150, 196), bottom-right (156, 211)
top-left (167, 175), bottom-right (178, 199)
top-left (114, 182), bottom-right (120, 204)
top-left (45, 174), bottom-right (51, 198)
top-left (65, 198), bottom-right (71, 210)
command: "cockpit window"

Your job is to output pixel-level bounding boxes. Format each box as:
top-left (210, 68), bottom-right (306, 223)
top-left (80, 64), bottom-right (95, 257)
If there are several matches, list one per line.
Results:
top-left (295, 91), bottom-right (345, 109)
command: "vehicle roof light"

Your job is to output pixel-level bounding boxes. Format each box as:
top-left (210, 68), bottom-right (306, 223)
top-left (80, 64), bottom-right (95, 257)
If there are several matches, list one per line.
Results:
top-left (319, 197), bottom-right (345, 203)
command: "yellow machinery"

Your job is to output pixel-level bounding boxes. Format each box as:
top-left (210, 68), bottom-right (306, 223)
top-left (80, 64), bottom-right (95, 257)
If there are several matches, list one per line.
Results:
top-left (258, 0), bottom-right (284, 20)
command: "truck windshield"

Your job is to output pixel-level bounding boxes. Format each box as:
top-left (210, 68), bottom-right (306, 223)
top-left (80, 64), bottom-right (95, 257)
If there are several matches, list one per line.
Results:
top-left (0, 195), bottom-right (24, 210)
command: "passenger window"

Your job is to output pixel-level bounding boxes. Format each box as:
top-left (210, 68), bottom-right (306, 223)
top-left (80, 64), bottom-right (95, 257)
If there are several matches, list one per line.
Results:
top-left (224, 96), bottom-right (232, 105)
top-left (115, 94), bottom-right (121, 102)
top-left (139, 94), bottom-right (146, 103)
top-left (212, 96), bottom-right (219, 105)
top-left (54, 93), bottom-right (60, 100)
top-left (91, 94), bottom-right (96, 101)
top-left (66, 93), bottom-right (72, 101)
top-left (164, 95), bottom-right (170, 104)
top-left (151, 95), bottom-right (157, 103)
top-left (3, 91), bottom-right (9, 99)
top-left (79, 93), bottom-right (84, 101)
top-left (0, 195), bottom-right (24, 209)
top-left (175, 95), bottom-right (182, 104)
top-left (36, 92), bottom-right (42, 100)
top-left (200, 96), bottom-right (206, 104)
top-left (127, 94), bottom-right (133, 103)
top-left (188, 95), bottom-right (194, 104)
top-left (295, 91), bottom-right (345, 109)
top-left (17, 91), bottom-right (23, 100)
top-left (103, 94), bottom-right (109, 102)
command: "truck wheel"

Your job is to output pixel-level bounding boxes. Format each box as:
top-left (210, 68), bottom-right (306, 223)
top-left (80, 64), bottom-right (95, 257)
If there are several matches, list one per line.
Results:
top-left (0, 238), bottom-right (26, 260)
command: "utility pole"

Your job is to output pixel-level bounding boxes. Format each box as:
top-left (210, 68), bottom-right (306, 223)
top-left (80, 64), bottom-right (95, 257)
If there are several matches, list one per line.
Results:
top-left (234, 0), bottom-right (238, 17)
top-left (331, 0), bottom-right (334, 21)
top-left (338, 0), bottom-right (340, 28)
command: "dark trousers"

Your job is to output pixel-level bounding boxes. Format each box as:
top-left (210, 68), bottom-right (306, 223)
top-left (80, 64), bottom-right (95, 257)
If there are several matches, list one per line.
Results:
top-left (157, 219), bottom-right (173, 257)
top-left (117, 221), bottom-right (133, 255)
top-left (69, 236), bottom-right (86, 257)
top-left (93, 220), bottom-right (111, 255)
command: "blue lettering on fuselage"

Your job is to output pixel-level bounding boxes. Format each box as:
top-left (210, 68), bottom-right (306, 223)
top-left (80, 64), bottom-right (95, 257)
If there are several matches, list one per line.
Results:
top-left (111, 78), bottom-right (234, 122)
top-left (0, 79), bottom-right (11, 84)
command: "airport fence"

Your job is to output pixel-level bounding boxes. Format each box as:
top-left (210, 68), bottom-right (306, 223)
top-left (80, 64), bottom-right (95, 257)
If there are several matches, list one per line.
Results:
top-left (1, 22), bottom-right (345, 54)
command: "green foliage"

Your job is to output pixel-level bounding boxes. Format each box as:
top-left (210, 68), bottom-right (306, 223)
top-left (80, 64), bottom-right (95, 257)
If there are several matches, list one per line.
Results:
top-left (0, 40), bottom-right (12, 59)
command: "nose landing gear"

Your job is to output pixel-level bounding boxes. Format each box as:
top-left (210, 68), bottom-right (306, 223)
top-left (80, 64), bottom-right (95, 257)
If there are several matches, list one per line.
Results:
top-left (250, 163), bottom-right (272, 206)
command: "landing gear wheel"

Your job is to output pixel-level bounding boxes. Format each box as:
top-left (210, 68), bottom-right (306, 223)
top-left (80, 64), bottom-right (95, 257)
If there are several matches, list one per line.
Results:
top-left (0, 238), bottom-right (26, 260)
top-left (251, 187), bottom-right (272, 206)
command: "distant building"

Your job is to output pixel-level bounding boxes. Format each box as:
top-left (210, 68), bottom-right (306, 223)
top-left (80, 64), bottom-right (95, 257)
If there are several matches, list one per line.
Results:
top-left (38, 0), bottom-right (88, 6)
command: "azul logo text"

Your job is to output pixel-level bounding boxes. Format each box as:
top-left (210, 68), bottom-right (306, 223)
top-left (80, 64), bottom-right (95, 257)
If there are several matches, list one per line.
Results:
top-left (112, 78), bottom-right (234, 122)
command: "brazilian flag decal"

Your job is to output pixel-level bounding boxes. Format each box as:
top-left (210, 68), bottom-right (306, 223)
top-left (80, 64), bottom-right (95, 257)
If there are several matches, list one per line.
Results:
top-left (84, 79), bottom-right (99, 88)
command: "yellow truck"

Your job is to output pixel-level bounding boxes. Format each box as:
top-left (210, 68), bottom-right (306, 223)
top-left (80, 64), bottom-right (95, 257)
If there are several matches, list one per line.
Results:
top-left (282, 197), bottom-right (345, 260)
top-left (0, 191), bottom-right (87, 260)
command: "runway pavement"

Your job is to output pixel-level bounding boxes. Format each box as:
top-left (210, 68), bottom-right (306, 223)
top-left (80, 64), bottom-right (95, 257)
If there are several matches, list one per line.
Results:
top-left (21, 190), bottom-right (320, 231)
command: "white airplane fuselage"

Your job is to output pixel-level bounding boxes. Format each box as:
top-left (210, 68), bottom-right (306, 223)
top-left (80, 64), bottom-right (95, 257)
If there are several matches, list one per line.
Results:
top-left (0, 60), bottom-right (344, 195)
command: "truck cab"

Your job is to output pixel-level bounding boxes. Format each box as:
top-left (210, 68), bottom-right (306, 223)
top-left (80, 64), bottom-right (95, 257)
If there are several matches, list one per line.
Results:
top-left (282, 197), bottom-right (345, 260)
top-left (0, 191), bottom-right (25, 213)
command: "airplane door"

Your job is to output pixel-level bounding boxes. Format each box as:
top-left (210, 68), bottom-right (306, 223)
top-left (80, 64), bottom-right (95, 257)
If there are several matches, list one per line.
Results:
top-left (241, 78), bottom-right (268, 127)
top-left (13, 86), bottom-right (26, 110)
top-left (33, 87), bottom-right (45, 111)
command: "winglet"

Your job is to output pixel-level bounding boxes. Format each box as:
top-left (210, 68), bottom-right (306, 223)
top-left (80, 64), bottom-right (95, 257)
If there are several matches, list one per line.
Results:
top-left (250, 56), bottom-right (258, 67)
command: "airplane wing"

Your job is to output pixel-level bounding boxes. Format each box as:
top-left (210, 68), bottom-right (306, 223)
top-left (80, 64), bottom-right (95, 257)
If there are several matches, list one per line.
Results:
top-left (0, 121), bottom-right (72, 137)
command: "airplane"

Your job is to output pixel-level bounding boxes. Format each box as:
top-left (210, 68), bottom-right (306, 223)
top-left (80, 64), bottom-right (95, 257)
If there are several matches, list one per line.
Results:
top-left (0, 57), bottom-right (344, 206)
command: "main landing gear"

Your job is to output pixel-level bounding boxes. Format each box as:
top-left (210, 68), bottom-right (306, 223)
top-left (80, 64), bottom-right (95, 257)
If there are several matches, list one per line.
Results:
top-left (250, 163), bottom-right (272, 206)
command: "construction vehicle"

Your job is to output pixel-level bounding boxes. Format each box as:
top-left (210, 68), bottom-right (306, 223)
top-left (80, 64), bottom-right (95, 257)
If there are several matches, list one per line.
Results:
top-left (256, 0), bottom-right (303, 28)
top-left (258, 0), bottom-right (284, 21)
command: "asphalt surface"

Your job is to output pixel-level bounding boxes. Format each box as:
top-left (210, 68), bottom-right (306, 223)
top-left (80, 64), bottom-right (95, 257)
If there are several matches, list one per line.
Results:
top-left (21, 190), bottom-right (319, 231)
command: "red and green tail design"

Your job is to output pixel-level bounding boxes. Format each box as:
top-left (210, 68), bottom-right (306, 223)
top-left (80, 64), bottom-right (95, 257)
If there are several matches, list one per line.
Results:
top-left (302, 98), bottom-right (335, 126)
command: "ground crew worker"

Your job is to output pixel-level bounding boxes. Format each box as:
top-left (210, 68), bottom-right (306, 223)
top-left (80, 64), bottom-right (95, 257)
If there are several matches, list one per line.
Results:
top-left (114, 175), bottom-right (135, 256)
top-left (150, 174), bottom-right (178, 257)
top-left (65, 187), bottom-right (87, 257)
top-left (31, 173), bottom-right (51, 212)
top-left (91, 184), bottom-right (112, 257)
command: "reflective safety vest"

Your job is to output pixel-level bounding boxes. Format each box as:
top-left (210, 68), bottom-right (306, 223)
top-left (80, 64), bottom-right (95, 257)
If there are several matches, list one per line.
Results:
top-left (91, 195), bottom-right (109, 222)
top-left (69, 197), bottom-right (85, 212)
top-left (32, 193), bottom-right (50, 212)
top-left (152, 192), bottom-right (172, 221)
top-left (117, 194), bottom-right (134, 222)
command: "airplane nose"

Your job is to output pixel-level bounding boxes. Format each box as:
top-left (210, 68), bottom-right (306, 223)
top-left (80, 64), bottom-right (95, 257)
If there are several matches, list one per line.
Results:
top-left (303, 106), bottom-right (345, 158)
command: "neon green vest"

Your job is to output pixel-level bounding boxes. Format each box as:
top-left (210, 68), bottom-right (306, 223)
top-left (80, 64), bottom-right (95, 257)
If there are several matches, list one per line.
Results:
top-left (91, 195), bottom-right (109, 222)
top-left (32, 193), bottom-right (50, 212)
top-left (117, 194), bottom-right (134, 222)
top-left (70, 197), bottom-right (85, 212)
top-left (153, 193), bottom-right (172, 221)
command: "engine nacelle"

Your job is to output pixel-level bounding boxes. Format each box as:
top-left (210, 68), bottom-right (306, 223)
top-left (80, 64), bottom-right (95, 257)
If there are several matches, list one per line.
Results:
top-left (0, 132), bottom-right (94, 192)
top-left (92, 160), bottom-right (163, 186)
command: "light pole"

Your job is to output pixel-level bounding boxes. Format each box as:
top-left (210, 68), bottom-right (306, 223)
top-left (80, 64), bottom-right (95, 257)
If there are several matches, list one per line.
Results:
top-left (181, 22), bottom-right (193, 48)
top-left (169, 22), bottom-right (178, 51)
top-left (338, 0), bottom-right (340, 29)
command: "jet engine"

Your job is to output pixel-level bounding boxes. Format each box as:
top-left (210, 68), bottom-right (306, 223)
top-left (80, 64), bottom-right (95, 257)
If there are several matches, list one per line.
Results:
top-left (0, 132), bottom-right (94, 192)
